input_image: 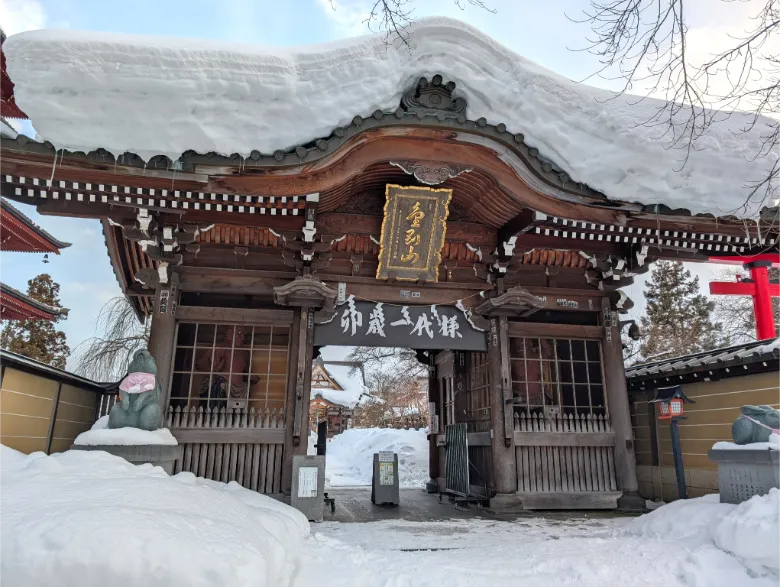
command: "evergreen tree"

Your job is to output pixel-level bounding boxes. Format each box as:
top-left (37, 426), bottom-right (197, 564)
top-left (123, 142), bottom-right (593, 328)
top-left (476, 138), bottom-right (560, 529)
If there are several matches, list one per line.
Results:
top-left (1, 274), bottom-right (70, 368)
top-left (639, 261), bottom-right (721, 360)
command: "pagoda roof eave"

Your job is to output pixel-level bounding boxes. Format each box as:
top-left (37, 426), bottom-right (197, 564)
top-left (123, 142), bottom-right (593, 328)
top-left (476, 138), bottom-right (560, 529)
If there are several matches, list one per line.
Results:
top-left (0, 197), bottom-right (71, 252)
top-left (0, 282), bottom-right (64, 321)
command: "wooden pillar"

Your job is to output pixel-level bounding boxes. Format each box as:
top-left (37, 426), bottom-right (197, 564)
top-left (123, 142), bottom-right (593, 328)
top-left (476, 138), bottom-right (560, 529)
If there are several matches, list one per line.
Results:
top-left (45, 382), bottom-right (63, 455)
top-left (487, 315), bottom-right (520, 507)
top-left (282, 307), bottom-right (314, 496)
top-left (426, 354), bottom-right (440, 492)
top-left (453, 351), bottom-right (468, 424)
top-left (148, 272), bottom-right (179, 412)
top-left (601, 297), bottom-right (643, 509)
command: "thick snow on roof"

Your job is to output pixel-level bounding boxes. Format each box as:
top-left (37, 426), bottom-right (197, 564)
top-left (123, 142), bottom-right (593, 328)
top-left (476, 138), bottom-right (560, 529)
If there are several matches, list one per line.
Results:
top-left (5, 18), bottom-right (777, 216)
top-left (312, 362), bottom-right (367, 408)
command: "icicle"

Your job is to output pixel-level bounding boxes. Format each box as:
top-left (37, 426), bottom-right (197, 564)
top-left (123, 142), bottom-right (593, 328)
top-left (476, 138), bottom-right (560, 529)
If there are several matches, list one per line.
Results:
top-left (49, 149), bottom-right (61, 184)
top-left (456, 299), bottom-right (485, 332)
top-left (465, 243), bottom-right (483, 261)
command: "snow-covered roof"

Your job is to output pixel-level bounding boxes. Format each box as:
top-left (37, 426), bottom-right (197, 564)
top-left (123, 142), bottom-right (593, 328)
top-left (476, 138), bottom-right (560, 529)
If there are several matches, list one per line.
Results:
top-left (4, 18), bottom-right (777, 216)
top-left (311, 362), bottom-right (367, 409)
top-left (627, 338), bottom-right (780, 386)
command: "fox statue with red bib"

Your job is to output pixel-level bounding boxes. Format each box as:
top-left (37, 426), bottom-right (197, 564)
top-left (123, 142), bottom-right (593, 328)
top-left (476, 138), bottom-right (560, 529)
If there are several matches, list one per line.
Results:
top-left (108, 349), bottom-right (163, 431)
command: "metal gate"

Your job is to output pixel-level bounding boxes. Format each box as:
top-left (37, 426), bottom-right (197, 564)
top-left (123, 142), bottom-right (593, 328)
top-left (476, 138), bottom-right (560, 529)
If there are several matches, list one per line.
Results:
top-left (445, 423), bottom-right (469, 497)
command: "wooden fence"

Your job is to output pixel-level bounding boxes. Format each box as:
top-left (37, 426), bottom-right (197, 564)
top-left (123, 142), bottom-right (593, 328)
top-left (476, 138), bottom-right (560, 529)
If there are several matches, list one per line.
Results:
top-left (95, 392), bottom-right (119, 420)
top-left (513, 413), bottom-right (618, 496)
top-left (166, 406), bottom-right (286, 494)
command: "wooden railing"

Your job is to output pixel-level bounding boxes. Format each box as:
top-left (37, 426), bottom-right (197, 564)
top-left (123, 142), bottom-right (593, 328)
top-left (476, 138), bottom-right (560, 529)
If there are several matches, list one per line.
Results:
top-left (95, 392), bottom-right (119, 420)
top-left (166, 406), bottom-right (285, 494)
top-left (513, 413), bottom-right (618, 502)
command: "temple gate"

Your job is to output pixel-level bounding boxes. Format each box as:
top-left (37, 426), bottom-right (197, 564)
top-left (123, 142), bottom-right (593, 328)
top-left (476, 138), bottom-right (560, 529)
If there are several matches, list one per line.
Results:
top-left (2, 66), bottom-right (777, 509)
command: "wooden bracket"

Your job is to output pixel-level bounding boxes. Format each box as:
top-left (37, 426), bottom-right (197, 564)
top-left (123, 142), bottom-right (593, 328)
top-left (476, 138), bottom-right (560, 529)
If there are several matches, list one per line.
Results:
top-left (350, 255), bottom-right (363, 276)
top-left (234, 246), bottom-right (248, 269)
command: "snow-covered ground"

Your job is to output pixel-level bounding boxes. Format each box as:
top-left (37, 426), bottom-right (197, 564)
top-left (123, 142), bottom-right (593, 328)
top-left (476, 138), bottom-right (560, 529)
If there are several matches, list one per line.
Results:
top-left (1, 445), bottom-right (777, 587)
top-left (300, 499), bottom-right (778, 586)
top-left (309, 427), bottom-right (429, 488)
top-left (0, 446), bottom-right (309, 587)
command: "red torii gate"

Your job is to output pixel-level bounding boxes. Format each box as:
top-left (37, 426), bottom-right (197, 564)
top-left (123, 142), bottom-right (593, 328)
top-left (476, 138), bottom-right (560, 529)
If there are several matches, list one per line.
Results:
top-left (709, 253), bottom-right (780, 340)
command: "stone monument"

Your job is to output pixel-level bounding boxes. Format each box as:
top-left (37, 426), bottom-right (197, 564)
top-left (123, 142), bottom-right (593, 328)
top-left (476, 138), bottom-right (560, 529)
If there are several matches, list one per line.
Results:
top-left (708, 405), bottom-right (779, 504)
top-left (731, 405), bottom-right (780, 444)
top-left (108, 349), bottom-right (163, 430)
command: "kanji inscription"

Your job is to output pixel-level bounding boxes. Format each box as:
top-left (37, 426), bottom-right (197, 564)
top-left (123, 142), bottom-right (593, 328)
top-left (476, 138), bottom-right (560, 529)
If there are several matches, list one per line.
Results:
top-left (314, 296), bottom-right (487, 351)
top-left (376, 184), bottom-right (452, 282)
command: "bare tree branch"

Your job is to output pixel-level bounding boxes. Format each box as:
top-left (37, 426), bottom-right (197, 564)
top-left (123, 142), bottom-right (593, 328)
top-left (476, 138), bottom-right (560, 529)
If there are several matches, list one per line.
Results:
top-left (71, 297), bottom-right (150, 381)
top-left (328, 0), bottom-right (494, 46)
top-left (573, 0), bottom-right (779, 211)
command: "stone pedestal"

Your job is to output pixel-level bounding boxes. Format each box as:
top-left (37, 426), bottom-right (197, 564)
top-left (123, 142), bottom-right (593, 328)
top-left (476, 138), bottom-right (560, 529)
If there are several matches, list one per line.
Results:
top-left (71, 444), bottom-right (182, 475)
top-left (617, 492), bottom-right (646, 511)
top-left (708, 448), bottom-right (779, 504)
top-left (487, 492), bottom-right (524, 512)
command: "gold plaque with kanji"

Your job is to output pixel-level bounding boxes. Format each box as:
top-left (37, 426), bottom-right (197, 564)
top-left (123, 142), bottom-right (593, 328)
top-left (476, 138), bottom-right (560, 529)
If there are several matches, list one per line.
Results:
top-left (376, 184), bottom-right (452, 282)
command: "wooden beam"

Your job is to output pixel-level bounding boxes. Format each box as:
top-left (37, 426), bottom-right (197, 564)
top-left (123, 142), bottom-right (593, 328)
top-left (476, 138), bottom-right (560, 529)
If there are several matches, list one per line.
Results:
top-left (174, 306), bottom-right (294, 325)
top-left (170, 427), bottom-right (285, 444)
top-left (317, 213), bottom-right (497, 246)
top-left (498, 209), bottom-right (536, 245)
top-left (177, 266), bottom-right (291, 295)
top-left (177, 265), bottom-right (491, 304)
top-left (200, 130), bottom-right (623, 224)
top-left (514, 431), bottom-right (615, 447)
top-left (506, 322), bottom-right (603, 340)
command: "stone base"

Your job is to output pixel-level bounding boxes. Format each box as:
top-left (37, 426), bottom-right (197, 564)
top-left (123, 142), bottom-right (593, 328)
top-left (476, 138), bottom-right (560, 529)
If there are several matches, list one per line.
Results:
top-left (487, 492), bottom-right (524, 512)
top-left (425, 479), bottom-right (439, 493)
top-left (516, 491), bottom-right (621, 510)
top-left (71, 444), bottom-right (182, 475)
top-left (708, 448), bottom-right (780, 504)
top-left (617, 492), bottom-right (646, 512)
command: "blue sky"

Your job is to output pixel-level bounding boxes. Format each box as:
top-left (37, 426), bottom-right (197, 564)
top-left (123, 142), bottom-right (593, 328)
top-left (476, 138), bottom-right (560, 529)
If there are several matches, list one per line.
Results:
top-left (1, 0), bottom-right (740, 366)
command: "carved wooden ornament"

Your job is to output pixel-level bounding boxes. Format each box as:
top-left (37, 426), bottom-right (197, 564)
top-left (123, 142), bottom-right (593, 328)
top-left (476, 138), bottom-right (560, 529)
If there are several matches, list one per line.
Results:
top-left (273, 275), bottom-right (337, 310)
top-left (474, 286), bottom-right (548, 317)
top-left (389, 160), bottom-right (473, 186)
top-left (376, 184), bottom-right (452, 283)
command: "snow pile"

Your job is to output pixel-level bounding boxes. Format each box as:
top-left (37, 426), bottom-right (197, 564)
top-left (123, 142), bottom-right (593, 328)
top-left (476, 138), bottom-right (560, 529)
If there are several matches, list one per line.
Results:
top-left (713, 489), bottom-right (780, 576)
top-left (322, 427), bottom-right (428, 488)
top-left (73, 415), bottom-right (178, 446)
top-left (624, 490), bottom-right (779, 578)
top-left (712, 440), bottom-right (779, 451)
top-left (0, 445), bottom-right (309, 587)
top-left (5, 18), bottom-right (777, 215)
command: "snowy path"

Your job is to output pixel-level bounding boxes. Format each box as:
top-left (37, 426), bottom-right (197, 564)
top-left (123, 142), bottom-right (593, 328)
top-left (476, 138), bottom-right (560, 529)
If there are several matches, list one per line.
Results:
top-left (293, 517), bottom-right (775, 587)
